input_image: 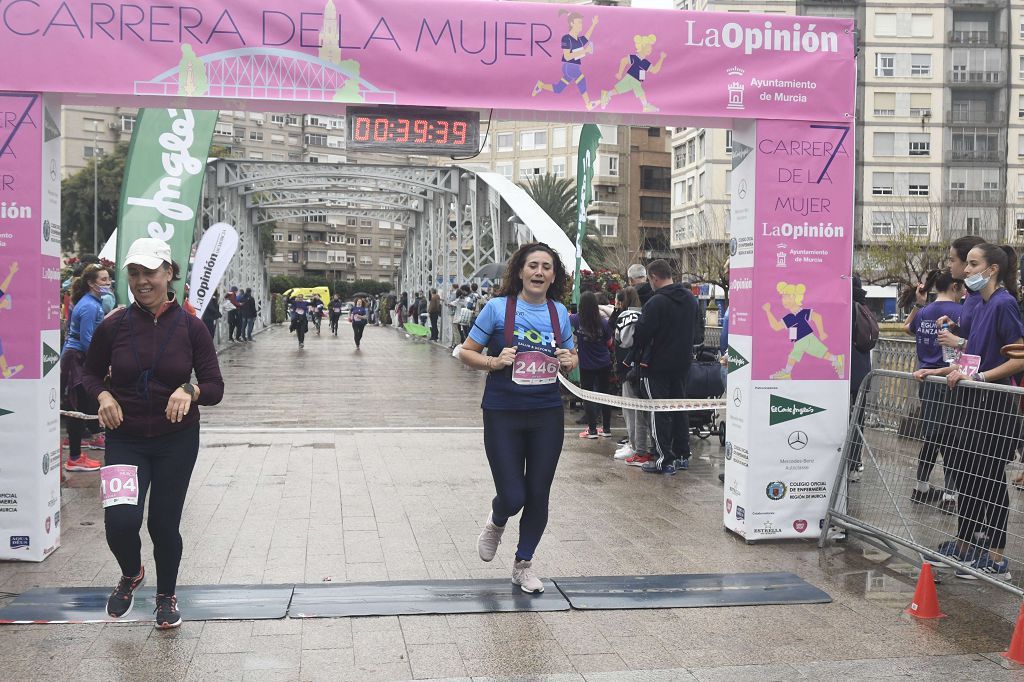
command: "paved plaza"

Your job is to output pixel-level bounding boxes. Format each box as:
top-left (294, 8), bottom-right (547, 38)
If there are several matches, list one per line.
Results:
top-left (3, 322), bottom-right (1024, 681)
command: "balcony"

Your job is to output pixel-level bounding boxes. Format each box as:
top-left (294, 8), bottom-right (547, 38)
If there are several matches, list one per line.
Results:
top-left (946, 149), bottom-right (1003, 163)
top-left (948, 30), bottom-right (1006, 46)
top-left (948, 70), bottom-right (1003, 87)
top-left (946, 110), bottom-right (1005, 125)
top-left (587, 200), bottom-right (620, 215)
top-left (949, 0), bottom-right (1004, 6)
top-left (946, 188), bottom-right (1003, 203)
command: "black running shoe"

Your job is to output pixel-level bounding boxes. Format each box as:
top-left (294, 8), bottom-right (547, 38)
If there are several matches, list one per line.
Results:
top-left (154, 593), bottom-right (182, 629)
top-left (106, 566), bottom-right (145, 618)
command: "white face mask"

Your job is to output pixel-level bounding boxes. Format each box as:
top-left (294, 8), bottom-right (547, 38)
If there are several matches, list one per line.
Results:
top-left (964, 268), bottom-right (992, 292)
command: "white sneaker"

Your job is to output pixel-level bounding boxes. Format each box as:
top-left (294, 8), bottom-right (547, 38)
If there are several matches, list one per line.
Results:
top-left (477, 512), bottom-right (505, 562)
top-left (512, 559), bottom-right (544, 593)
top-left (614, 446), bottom-right (634, 460)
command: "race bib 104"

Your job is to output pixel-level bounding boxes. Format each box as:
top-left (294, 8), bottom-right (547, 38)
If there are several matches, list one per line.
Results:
top-left (100, 465), bottom-right (140, 508)
top-left (512, 350), bottom-right (560, 385)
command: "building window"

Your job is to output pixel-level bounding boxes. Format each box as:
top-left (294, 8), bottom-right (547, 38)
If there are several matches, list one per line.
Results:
top-left (910, 54), bottom-right (931, 78)
top-left (304, 133), bottom-right (327, 146)
top-left (908, 173), bottom-right (929, 196)
top-left (875, 13), bottom-right (897, 37)
top-left (911, 14), bottom-right (932, 38)
top-left (83, 145), bottom-right (104, 158)
top-left (725, 170), bottom-right (732, 195)
top-left (908, 133), bottom-right (930, 156)
top-left (379, 239), bottom-right (389, 247)
top-left (497, 133), bottom-right (514, 151)
top-left (552, 159), bottom-right (567, 178)
top-left (359, 256), bottom-right (372, 265)
top-left (697, 132), bottom-right (705, 159)
top-left (871, 172), bottom-right (894, 195)
top-left (379, 257), bottom-right (391, 267)
top-left (697, 171), bottom-right (706, 199)
top-left (552, 127), bottom-right (567, 148)
top-left (519, 160), bottom-right (546, 179)
top-left (873, 92), bottom-right (895, 116)
top-left (640, 197), bottom-right (670, 222)
top-left (648, 127), bottom-right (661, 137)
top-left (673, 145), bottom-right (685, 169)
top-left (359, 237), bottom-right (372, 246)
top-left (359, 218), bottom-right (373, 227)
top-left (593, 217), bottom-right (617, 238)
top-left (873, 132), bottom-right (895, 156)
top-left (965, 217), bottom-right (980, 235)
top-left (394, 257), bottom-right (402, 266)
top-left (1019, 55), bottom-right (1024, 81)
top-left (909, 93), bottom-right (931, 118)
top-left (603, 155), bottom-right (619, 177)
top-left (249, 130), bottom-right (263, 142)
top-left (725, 130), bottom-right (733, 153)
top-left (872, 211), bottom-right (894, 236)
top-left (271, 114), bottom-right (286, 124)
top-left (290, 251), bottom-right (300, 263)
top-left (214, 122), bottom-right (233, 136)
top-left (520, 130), bottom-right (547, 151)
top-left (496, 163), bottom-right (513, 179)
top-left (248, 151), bottom-right (263, 160)
top-left (875, 53), bottom-right (895, 77)
top-left (120, 115), bottom-right (135, 133)
top-left (1017, 214), bottom-right (1024, 239)
top-left (640, 166), bottom-right (670, 191)
top-left (907, 213), bottom-right (929, 237)
top-left (273, 233), bottom-right (284, 242)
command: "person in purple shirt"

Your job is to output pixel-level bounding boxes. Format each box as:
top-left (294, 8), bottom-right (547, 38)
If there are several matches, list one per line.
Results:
top-left (83, 238), bottom-right (224, 629)
top-left (289, 294), bottom-right (310, 349)
top-left (902, 269), bottom-right (963, 511)
top-left (350, 297), bottom-right (368, 350)
top-left (915, 244), bottom-right (1024, 581)
top-left (571, 291), bottom-right (613, 439)
top-left (531, 11), bottom-right (600, 110)
top-left (936, 235), bottom-right (987, 352)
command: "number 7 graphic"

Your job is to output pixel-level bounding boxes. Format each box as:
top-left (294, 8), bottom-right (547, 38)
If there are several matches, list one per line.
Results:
top-left (809, 124), bottom-right (850, 185)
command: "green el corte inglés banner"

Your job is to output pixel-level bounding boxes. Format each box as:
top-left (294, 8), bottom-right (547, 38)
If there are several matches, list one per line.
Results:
top-left (572, 124), bottom-right (601, 306)
top-left (115, 107), bottom-right (217, 304)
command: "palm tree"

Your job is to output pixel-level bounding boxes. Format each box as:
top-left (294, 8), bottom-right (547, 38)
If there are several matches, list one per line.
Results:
top-left (518, 173), bottom-right (606, 267)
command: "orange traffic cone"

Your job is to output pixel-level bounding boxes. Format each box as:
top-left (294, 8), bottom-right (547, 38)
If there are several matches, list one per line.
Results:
top-left (905, 563), bottom-right (945, 619)
top-left (1002, 603), bottom-right (1024, 664)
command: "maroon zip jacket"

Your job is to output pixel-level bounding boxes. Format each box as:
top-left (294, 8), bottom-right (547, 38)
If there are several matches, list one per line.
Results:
top-left (83, 301), bottom-right (224, 438)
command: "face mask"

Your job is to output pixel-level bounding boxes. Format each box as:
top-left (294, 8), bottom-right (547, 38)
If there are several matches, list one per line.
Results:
top-left (964, 269), bottom-right (991, 292)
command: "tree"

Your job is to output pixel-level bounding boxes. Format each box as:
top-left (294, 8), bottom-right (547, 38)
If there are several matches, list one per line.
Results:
top-left (518, 173), bottom-right (607, 268)
top-left (61, 142), bottom-right (130, 253)
top-left (858, 231), bottom-right (947, 289)
top-left (676, 205), bottom-right (730, 301)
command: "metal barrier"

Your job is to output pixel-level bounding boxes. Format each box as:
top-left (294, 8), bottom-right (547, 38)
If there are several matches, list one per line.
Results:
top-left (821, 369), bottom-right (1024, 597)
top-left (871, 337), bottom-right (917, 373)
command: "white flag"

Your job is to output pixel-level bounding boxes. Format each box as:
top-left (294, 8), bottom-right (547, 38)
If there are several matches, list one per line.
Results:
top-left (188, 223), bottom-right (238, 317)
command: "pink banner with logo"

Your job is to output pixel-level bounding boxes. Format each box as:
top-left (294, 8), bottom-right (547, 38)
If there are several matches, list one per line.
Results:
top-left (751, 120), bottom-right (854, 381)
top-left (0, 1), bottom-right (854, 124)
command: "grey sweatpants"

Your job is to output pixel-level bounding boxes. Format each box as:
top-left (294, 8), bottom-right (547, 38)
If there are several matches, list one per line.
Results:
top-left (622, 379), bottom-right (652, 454)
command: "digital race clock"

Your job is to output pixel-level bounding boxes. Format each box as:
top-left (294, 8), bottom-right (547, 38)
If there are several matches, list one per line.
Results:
top-left (346, 107), bottom-right (481, 155)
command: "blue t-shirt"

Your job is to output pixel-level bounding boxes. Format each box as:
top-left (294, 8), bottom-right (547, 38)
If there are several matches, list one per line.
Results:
top-left (627, 54), bottom-right (652, 80)
top-left (62, 293), bottom-right (104, 354)
top-left (782, 308), bottom-right (814, 341)
top-left (964, 288), bottom-right (1024, 374)
top-left (291, 300), bottom-right (310, 318)
top-left (561, 34), bottom-right (588, 64)
top-left (910, 300), bottom-right (961, 369)
top-left (469, 296), bottom-right (575, 410)
top-left (958, 289), bottom-right (982, 338)
top-left (351, 306), bottom-right (367, 322)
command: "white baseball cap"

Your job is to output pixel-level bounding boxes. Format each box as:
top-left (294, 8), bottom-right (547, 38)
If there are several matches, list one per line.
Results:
top-left (122, 238), bottom-right (172, 270)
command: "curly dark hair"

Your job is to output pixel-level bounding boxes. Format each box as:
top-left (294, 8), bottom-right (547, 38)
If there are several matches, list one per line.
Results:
top-left (496, 242), bottom-right (568, 301)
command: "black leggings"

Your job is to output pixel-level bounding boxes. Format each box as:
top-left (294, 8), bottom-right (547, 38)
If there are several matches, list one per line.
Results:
top-left (352, 320), bottom-right (367, 346)
top-left (579, 366), bottom-right (612, 433)
top-left (104, 423), bottom-right (200, 595)
top-left (329, 313), bottom-right (341, 334)
top-left (483, 407), bottom-right (564, 561)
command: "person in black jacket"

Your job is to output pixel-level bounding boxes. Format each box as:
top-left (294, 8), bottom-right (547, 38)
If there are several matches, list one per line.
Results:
top-left (628, 263), bottom-right (654, 305)
top-left (240, 288), bottom-right (258, 341)
top-left (632, 259), bottom-right (698, 475)
top-left (200, 292), bottom-right (222, 339)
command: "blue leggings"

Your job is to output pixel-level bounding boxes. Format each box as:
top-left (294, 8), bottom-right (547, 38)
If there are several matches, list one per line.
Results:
top-left (483, 407), bottom-right (564, 561)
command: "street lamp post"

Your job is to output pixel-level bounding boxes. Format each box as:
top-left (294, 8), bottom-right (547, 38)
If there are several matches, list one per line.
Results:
top-left (92, 121), bottom-right (99, 255)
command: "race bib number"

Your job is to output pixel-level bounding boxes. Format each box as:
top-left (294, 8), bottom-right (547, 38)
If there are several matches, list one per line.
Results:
top-left (100, 465), bottom-right (140, 508)
top-left (957, 353), bottom-right (981, 377)
top-left (512, 350), bottom-right (560, 385)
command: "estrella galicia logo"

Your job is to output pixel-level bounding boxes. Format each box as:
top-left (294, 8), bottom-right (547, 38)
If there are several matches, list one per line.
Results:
top-left (766, 481), bottom-right (788, 501)
top-left (44, 516), bottom-right (51, 534)
top-left (727, 346), bottom-right (749, 374)
top-left (729, 238), bottom-right (737, 256)
top-left (735, 505), bottom-right (745, 520)
top-left (725, 498), bottom-right (733, 513)
top-left (9, 535), bottom-right (29, 550)
top-left (725, 442), bottom-right (733, 460)
top-left (41, 453), bottom-right (49, 475)
top-left (769, 394), bottom-right (825, 426)
top-left (43, 219), bottom-right (51, 242)
top-left (54, 510), bottom-right (60, 528)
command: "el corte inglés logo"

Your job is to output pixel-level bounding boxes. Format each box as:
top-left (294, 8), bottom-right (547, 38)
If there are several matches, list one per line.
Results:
top-left (727, 346), bottom-right (749, 374)
top-left (769, 394), bottom-right (825, 425)
top-left (42, 342), bottom-right (59, 376)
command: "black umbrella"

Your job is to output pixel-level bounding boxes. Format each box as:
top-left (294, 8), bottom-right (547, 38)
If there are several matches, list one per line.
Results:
top-left (471, 262), bottom-right (505, 280)
top-left (350, 292), bottom-right (371, 300)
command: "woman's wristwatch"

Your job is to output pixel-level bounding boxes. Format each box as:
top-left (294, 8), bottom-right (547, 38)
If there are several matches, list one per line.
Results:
top-left (180, 383), bottom-right (197, 400)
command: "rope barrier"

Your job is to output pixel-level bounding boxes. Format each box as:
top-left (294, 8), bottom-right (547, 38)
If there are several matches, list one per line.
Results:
top-left (557, 374), bottom-right (726, 413)
top-left (60, 410), bottom-right (99, 420)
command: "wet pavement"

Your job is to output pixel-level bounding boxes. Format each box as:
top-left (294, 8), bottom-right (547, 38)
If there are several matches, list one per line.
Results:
top-left (3, 321), bottom-right (1024, 680)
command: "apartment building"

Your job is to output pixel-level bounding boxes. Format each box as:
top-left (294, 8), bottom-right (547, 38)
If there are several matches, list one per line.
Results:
top-left (672, 0), bottom-right (1020, 267)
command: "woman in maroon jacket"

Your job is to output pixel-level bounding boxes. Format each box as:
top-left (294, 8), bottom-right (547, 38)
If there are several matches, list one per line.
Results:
top-left (83, 238), bottom-right (224, 629)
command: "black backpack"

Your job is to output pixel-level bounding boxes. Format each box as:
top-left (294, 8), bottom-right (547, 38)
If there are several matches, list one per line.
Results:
top-left (853, 302), bottom-right (879, 353)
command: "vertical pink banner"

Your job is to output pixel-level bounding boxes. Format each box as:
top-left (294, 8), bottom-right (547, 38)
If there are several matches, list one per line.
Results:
top-left (751, 120), bottom-right (854, 381)
top-left (729, 267), bottom-right (753, 335)
top-left (0, 93), bottom-right (42, 380)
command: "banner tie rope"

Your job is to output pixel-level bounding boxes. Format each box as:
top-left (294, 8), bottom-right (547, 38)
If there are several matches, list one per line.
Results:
top-left (557, 374), bottom-right (726, 412)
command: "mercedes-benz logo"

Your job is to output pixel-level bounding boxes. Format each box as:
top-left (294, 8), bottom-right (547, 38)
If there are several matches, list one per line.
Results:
top-left (49, 389), bottom-right (57, 410)
top-left (737, 179), bottom-right (748, 199)
top-left (50, 159), bottom-right (57, 181)
top-left (787, 431), bottom-right (808, 450)
top-left (732, 388), bottom-right (742, 407)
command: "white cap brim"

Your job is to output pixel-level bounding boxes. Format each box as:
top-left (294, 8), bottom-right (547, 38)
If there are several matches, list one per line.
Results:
top-left (121, 255), bottom-right (166, 270)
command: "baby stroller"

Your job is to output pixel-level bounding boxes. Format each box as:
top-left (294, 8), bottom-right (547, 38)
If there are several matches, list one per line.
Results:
top-left (686, 344), bottom-right (727, 446)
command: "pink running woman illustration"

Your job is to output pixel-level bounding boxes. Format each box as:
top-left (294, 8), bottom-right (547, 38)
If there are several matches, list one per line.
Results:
top-left (0, 261), bottom-right (23, 379)
top-left (762, 281), bottom-right (844, 380)
top-left (601, 34), bottom-right (667, 112)
top-left (532, 11), bottom-right (600, 111)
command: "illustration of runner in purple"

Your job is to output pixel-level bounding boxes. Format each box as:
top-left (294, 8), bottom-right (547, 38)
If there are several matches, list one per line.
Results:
top-left (762, 281), bottom-right (844, 380)
top-left (601, 34), bottom-right (667, 112)
top-left (0, 261), bottom-right (23, 379)
top-left (532, 11), bottom-right (600, 111)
